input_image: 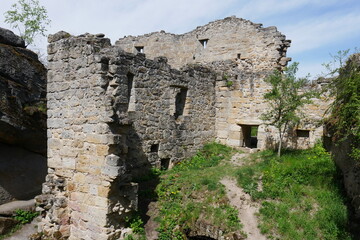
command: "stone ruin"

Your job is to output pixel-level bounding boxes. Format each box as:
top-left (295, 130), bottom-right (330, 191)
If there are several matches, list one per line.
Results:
top-left (35, 16), bottom-right (331, 239)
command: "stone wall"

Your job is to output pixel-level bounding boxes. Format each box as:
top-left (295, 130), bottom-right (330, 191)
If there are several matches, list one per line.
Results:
top-left (210, 60), bottom-right (330, 150)
top-left (330, 137), bottom-right (360, 219)
top-left (116, 16), bottom-right (291, 70)
top-left (38, 31), bottom-right (216, 239)
top-left (116, 16), bottom-right (330, 150)
top-left (39, 16), bottom-right (333, 239)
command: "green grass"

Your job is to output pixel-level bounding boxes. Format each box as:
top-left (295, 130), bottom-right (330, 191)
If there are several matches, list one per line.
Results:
top-left (151, 142), bottom-right (352, 240)
top-left (236, 144), bottom-right (352, 240)
top-left (155, 142), bottom-right (243, 240)
top-left (0, 210), bottom-right (39, 239)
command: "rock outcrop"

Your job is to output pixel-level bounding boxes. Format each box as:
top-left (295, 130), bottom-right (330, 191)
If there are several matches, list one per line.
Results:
top-left (0, 27), bottom-right (47, 205)
top-left (327, 54), bottom-right (360, 231)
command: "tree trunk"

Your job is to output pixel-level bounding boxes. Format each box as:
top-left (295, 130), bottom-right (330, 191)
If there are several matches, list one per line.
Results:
top-left (278, 129), bottom-right (283, 157)
top-left (278, 138), bottom-right (282, 157)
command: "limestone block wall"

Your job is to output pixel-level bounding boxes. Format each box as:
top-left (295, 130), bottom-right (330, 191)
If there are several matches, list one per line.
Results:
top-left (115, 16), bottom-right (291, 70)
top-left (37, 32), bottom-right (131, 239)
top-left (212, 60), bottom-right (331, 150)
top-left (38, 31), bottom-right (216, 239)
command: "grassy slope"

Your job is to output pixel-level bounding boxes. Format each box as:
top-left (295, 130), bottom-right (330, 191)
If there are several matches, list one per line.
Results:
top-left (155, 143), bottom-right (242, 240)
top-left (129, 142), bottom-right (352, 240)
top-left (236, 144), bottom-right (351, 240)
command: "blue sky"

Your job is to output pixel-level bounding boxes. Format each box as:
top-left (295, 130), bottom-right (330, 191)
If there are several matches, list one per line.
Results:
top-left (1, 0), bottom-right (359, 78)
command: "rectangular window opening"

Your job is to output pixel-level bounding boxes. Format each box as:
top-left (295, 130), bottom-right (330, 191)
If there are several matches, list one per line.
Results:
top-left (237, 53), bottom-right (241, 59)
top-left (150, 144), bottom-right (159, 153)
top-left (296, 129), bottom-right (310, 138)
top-left (135, 46), bottom-right (144, 53)
top-left (199, 39), bottom-right (208, 49)
top-left (127, 72), bottom-right (135, 111)
top-left (174, 88), bottom-right (188, 119)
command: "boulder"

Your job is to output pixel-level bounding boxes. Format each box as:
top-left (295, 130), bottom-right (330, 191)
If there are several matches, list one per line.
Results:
top-left (0, 28), bottom-right (46, 154)
top-left (0, 199), bottom-right (35, 216)
top-left (0, 27), bottom-right (25, 48)
top-left (0, 28), bottom-right (47, 205)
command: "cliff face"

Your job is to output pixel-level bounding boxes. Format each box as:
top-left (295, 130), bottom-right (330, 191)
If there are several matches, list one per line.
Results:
top-left (0, 27), bottom-right (47, 204)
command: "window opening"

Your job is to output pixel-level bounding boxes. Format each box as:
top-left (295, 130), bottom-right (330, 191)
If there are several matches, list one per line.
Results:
top-left (127, 72), bottom-right (134, 111)
top-left (296, 129), bottom-right (310, 138)
top-left (174, 88), bottom-right (187, 119)
top-left (199, 39), bottom-right (208, 49)
top-left (237, 53), bottom-right (241, 59)
top-left (150, 144), bottom-right (159, 153)
top-left (135, 46), bottom-right (144, 53)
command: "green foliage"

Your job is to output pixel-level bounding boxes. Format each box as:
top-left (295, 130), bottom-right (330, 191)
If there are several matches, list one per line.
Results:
top-left (324, 50), bottom-right (360, 162)
top-left (222, 73), bottom-right (229, 80)
top-left (124, 233), bottom-right (146, 240)
top-left (236, 144), bottom-right (352, 239)
top-left (23, 101), bottom-right (46, 115)
top-left (250, 126), bottom-right (258, 137)
top-left (4, 0), bottom-right (51, 46)
top-left (155, 142), bottom-right (242, 239)
top-left (261, 62), bottom-right (318, 156)
top-left (174, 142), bottom-right (233, 171)
top-left (125, 214), bottom-right (145, 234)
top-left (226, 80), bottom-right (233, 87)
top-left (14, 209), bottom-right (39, 224)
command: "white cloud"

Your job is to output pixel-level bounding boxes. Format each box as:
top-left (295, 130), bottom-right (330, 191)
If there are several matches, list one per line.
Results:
top-left (284, 12), bottom-right (360, 54)
top-left (235, 0), bottom-right (340, 21)
top-left (1, 0), bottom-right (359, 78)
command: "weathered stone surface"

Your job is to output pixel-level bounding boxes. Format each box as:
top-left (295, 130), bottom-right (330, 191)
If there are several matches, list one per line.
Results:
top-left (0, 199), bottom-right (35, 216)
top-left (116, 16), bottom-right (291, 69)
top-left (39, 29), bottom-right (217, 239)
top-left (0, 30), bottom-right (47, 154)
top-left (0, 27), bottom-right (25, 48)
top-left (116, 16), bottom-right (330, 151)
top-left (0, 28), bottom-right (47, 206)
top-left (47, 31), bottom-right (71, 43)
top-left (38, 16), bottom-right (332, 239)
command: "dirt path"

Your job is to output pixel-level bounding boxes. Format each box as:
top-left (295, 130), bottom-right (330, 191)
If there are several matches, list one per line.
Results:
top-left (220, 151), bottom-right (267, 240)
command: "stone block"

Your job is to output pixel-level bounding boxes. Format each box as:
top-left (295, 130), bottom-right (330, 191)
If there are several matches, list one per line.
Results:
top-left (62, 157), bottom-right (76, 169)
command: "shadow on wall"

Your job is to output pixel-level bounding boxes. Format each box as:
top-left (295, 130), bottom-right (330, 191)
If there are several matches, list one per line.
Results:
top-left (107, 123), bottom-right (161, 228)
top-left (126, 125), bottom-right (161, 226)
top-left (0, 142), bottom-right (47, 205)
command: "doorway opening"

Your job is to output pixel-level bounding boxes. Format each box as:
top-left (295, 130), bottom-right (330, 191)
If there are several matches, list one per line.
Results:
top-left (240, 125), bottom-right (259, 148)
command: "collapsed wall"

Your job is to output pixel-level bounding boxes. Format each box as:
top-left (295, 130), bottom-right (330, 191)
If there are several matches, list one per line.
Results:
top-left (116, 16), bottom-right (290, 70)
top-left (116, 16), bottom-right (329, 150)
top-left (37, 31), bottom-right (216, 239)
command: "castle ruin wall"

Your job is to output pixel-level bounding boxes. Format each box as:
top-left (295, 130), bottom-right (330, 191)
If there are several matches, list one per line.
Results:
top-left (38, 16), bottom-right (333, 239)
top-left (115, 16), bottom-right (330, 150)
top-left (115, 16), bottom-right (291, 70)
top-left (37, 31), bottom-right (216, 239)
